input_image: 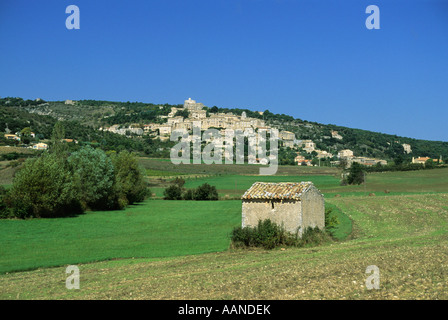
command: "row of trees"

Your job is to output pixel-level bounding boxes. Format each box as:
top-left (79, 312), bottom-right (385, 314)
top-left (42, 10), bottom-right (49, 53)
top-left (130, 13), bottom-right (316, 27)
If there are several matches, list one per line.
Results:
top-left (0, 124), bottom-right (149, 219)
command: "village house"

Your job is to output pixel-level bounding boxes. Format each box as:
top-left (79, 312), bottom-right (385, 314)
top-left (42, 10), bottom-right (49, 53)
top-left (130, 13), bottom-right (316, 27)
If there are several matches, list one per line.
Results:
top-left (241, 182), bottom-right (325, 237)
top-left (279, 131), bottom-right (295, 141)
top-left (412, 156), bottom-right (431, 165)
top-left (31, 142), bottom-right (48, 150)
top-left (315, 150), bottom-right (331, 159)
top-left (4, 134), bottom-right (21, 141)
top-left (338, 149), bottom-right (354, 159)
top-left (295, 156), bottom-right (313, 166)
top-left (301, 140), bottom-right (316, 153)
top-left (62, 139), bottom-right (78, 144)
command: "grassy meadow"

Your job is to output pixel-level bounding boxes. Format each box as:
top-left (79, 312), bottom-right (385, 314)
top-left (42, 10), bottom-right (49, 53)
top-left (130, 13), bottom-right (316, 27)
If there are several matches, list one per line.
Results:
top-left (1, 163), bottom-right (448, 299)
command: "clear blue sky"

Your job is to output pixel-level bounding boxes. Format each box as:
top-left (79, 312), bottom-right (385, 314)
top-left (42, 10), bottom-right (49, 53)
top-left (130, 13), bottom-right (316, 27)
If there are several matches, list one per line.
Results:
top-left (1, 0), bottom-right (447, 141)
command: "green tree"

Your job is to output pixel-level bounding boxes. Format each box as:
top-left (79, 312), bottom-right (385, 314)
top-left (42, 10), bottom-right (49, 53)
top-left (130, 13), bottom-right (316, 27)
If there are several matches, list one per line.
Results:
top-left (425, 158), bottom-right (436, 169)
top-left (347, 162), bottom-right (365, 185)
top-left (68, 146), bottom-right (116, 210)
top-left (9, 153), bottom-right (81, 218)
top-left (111, 150), bottom-right (149, 207)
top-left (50, 122), bottom-right (68, 156)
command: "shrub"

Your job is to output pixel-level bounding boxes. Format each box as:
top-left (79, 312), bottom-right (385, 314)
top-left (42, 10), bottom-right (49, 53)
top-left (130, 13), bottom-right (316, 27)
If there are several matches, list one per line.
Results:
top-left (182, 188), bottom-right (195, 200)
top-left (68, 146), bottom-right (116, 210)
top-left (231, 219), bottom-right (334, 250)
top-left (324, 207), bottom-right (339, 237)
top-left (164, 182), bottom-right (218, 201)
top-left (163, 185), bottom-right (183, 200)
top-left (300, 226), bottom-right (332, 247)
top-left (193, 183), bottom-right (218, 201)
top-left (8, 153), bottom-right (82, 218)
top-left (231, 219), bottom-right (300, 249)
top-left (172, 177), bottom-right (185, 188)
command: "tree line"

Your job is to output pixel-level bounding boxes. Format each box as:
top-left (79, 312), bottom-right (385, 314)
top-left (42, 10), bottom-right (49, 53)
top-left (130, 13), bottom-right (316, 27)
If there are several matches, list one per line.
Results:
top-left (0, 123), bottom-right (149, 219)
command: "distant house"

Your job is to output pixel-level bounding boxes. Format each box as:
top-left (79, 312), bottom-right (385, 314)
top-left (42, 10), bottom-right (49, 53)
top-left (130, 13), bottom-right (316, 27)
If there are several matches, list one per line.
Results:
top-left (241, 182), bottom-right (325, 237)
top-left (4, 134), bottom-right (21, 141)
top-left (294, 155), bottom-right (313, 166)
top-left (31, 143), bottom-right (48, 150)
top-left (301, 140), bottom-right (316, 153)
top-left (412, 156), bottom-right (431, 164)
top-left (315, 150), bottom-right (331, 159)
top-left (279, 131), bottom-right (295, 141)
top-left (338, 149), bottom-right (354, 159)
top-left (62, 139), bottom-right (78, 144)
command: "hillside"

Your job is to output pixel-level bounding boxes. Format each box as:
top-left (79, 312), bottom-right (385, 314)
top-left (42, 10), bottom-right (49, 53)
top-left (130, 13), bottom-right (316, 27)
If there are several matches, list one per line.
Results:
top-left (1, 97), bottom-right (447, 162)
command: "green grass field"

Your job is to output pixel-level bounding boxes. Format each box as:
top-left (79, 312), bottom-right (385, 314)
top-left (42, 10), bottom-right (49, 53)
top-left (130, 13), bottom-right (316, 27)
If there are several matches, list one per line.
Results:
top-left (1, 167), bottom-right (448, 299)
top-left (0, 200), bottom-right (241, 274)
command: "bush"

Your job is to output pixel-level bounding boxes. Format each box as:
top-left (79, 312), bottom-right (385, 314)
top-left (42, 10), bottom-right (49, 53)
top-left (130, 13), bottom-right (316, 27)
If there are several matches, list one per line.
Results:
top-left (164, 182), bottom-right (218, 201)
top-left (68, 146), bottom-right (116, 210)
top-left (231, 219), bottom-right (300, 249)
top-left (182, 188), bottom-right (195, 200)
top-left (8, 153), bottom-right (82, 218)
top-left (325, 207), bottom-right (339, 237)
top-left (231, 219), bottom-right (334, 250)
top-left (163, 185), bottom-right (183, 200)
top-left (193, 183), bottom-right (218, 201)
top-left (172, 177), bottom-right (185, 188)
top-left (300, 226), bottom-right (332, 247)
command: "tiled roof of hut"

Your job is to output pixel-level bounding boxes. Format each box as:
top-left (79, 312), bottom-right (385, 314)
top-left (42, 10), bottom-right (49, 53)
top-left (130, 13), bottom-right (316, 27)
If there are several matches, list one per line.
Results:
top-left (241, 182), bottom-right (314, 200)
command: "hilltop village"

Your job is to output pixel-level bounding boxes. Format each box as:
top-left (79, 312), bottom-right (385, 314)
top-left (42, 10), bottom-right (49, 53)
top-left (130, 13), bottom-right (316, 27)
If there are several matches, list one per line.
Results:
top-left (99, 98), bottom-right (390, 167)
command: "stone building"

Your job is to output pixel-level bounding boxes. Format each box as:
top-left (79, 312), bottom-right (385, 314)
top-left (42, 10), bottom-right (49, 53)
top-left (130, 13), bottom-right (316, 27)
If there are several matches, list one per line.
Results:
top-left (241, 181), bottom-right (325, 237)
top-left (301, 140), bottom-right (316, 153)
top-left (279, 130), bottom-right (295, 141)
top-left (184, 97), bottom-right (205, 111)
top-left (338, 149), bottom-right (354, 159)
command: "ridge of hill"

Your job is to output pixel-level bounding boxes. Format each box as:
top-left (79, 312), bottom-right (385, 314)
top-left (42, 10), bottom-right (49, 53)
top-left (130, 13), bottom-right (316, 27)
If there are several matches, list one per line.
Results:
top-left (1, 97), bottom-right (447, 161)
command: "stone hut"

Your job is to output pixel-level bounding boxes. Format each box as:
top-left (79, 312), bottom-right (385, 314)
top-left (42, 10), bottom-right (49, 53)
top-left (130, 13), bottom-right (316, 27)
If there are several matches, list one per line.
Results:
top-left (241, 182), bottom-right (325, 237)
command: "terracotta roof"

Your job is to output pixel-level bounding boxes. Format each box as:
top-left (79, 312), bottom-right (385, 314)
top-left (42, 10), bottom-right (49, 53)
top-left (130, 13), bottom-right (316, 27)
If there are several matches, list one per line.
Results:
top-left (241, 182), bottom-right (314, 201)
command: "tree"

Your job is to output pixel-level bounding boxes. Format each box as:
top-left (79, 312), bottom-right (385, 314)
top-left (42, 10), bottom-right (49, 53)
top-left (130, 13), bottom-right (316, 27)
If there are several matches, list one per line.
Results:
top-left (9, 153), bottom-right (81, 218)
top-left (425, 158), bottom-right (436, 169)
top-left (110, 150), bottom-right (149, 206)
top-left (50, 122), bottom-right (68, 156)
top-left (346, 162), bottom-right (365, 185)
top-left (68, 146), bottom-right (116, 210)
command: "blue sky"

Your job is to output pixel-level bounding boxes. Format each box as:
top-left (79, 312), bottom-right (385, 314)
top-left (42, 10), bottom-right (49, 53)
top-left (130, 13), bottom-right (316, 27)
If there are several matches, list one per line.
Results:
top-left (1, 0), bottom-right (447, 141)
